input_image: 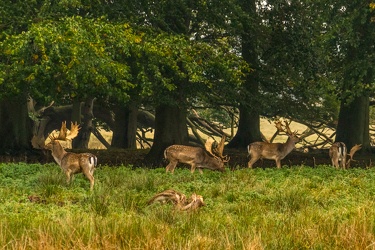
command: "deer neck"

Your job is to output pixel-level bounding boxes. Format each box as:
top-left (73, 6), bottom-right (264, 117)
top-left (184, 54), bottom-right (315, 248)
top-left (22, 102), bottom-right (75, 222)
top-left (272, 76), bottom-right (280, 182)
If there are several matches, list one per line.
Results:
top-left (282, 137), bottom-right (297, 154)
top-left (51, 142), bottom-right (68, 166)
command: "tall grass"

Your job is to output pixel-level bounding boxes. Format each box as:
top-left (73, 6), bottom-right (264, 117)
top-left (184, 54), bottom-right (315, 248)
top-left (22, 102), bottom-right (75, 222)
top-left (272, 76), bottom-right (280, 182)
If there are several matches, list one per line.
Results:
top-left (0, 162), bottom-right (375, 249)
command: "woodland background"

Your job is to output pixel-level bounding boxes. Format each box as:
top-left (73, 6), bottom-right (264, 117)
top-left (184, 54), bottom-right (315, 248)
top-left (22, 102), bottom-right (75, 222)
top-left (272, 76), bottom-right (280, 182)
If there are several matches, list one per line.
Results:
top-left (0, 0), bottom-right (374, 166)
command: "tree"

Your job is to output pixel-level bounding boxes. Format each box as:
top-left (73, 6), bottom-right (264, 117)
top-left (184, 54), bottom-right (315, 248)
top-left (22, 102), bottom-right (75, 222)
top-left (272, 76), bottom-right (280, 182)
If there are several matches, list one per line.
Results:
top-left (140, 34), bottom-right (245, 165)
top-left (325, 1), bottom-right (375, 151)
top-left (227, 0), bottom-right (341, 148)
top-left (0, 16), bottom-right (140, 152)
top-left (227, 0), bottom-right (263, 148)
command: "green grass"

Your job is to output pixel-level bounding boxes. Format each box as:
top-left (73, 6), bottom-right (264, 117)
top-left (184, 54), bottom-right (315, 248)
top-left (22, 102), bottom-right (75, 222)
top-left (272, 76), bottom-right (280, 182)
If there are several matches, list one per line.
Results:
top-left (0, 163), bottom-right (375, 249)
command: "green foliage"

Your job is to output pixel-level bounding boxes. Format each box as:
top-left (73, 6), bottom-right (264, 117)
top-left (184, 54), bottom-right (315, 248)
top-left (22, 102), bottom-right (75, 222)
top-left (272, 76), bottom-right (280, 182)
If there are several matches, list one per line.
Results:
top-left (1, 163), bottom-right (375, 248)
top-left (0, 16), bottom-right (140, 103)
top-left (138, 33), bottom-right (246, 107)
top-left (321, 0), bottom-right (375, 103)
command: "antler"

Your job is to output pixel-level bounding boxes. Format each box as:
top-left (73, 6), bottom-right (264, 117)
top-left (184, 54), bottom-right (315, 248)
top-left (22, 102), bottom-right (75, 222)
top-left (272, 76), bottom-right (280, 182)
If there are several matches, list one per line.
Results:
top-left (346, 144), bottom-right (362, 168)
top-left (55, 121), bottom-right (68, 140)
top-left (180, 193), bottom-right (205, 211)
top-left (349, 144), bottom-right (362, 160)
top-left (275, 120), bottom-right (297, 136)
top-left (213, 134), bottom-right (230, 162)
top-left (66, 122), bottom-right (80, 140)
top-left (205, 136), bottom-right (230, 162)
top-left (205, 137), bottom-right (217, 158)
top-left (50, 121), bottom-right (80, 141)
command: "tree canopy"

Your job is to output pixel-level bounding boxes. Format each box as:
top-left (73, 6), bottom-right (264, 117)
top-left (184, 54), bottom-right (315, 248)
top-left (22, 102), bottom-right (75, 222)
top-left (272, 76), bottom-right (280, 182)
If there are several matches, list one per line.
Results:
top-left (0, 0), bottom-right (374, 156)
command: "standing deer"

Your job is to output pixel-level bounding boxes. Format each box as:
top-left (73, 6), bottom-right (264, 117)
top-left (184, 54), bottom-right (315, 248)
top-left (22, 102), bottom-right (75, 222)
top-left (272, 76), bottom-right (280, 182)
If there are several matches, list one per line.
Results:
top-left (32, 121), bottom-right (97, 190)
top-left (329, 142), bottom-right (347, 169)
top-left (164, 135), bottom-right (229, 173)
top-left (329, 142), bottom-right (362, 169)
top-left (247, 120), bottom-right (299, 169)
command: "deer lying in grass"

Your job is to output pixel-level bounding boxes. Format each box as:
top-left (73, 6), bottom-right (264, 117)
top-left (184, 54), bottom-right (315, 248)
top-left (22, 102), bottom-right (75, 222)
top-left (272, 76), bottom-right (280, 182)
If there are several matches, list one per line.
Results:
top-left (247, 120), bottom-right (299, 169)
top-left (148, 189), bottom-right (205, 211)
top-left (147, 189), bottom-right (187, 206)
top-left (329, 142), bottom-right (362, 169)
top-left (164, 135), bottom-right (229, 173)
top-left (32, 121), bottom-right (97, 190)
top-left (179, 193), bottom-right (205, 211)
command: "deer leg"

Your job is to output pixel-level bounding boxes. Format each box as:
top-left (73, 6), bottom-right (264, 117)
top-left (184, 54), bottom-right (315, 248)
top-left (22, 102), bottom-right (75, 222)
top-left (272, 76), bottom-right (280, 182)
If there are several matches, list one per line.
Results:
top-left (65, 169), bottom-right (73, 184)
top-left (342, 157), bottom-right (347, 169)
top-left (331, 158), bottom-right (336, 167)
top-left (89, 166), bottom-right (95, 175)
top-left (82, 169), bottom-right (95, 190)
top-left (166, 160), bottom-right (178, 173)
top-left (333, 158), bottom-right (339, 169)
top-left (275, 159), bottom-right (281, 169)
top-left (190, 163), bottom-right (196, 173)
top-left (247, 156), bottom-right (260, 168)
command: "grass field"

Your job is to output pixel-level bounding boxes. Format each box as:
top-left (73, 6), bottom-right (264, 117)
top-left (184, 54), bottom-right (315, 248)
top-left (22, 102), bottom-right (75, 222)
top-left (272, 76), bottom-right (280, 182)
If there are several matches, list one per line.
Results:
top-left (1, 162), bottom-right (375, 249)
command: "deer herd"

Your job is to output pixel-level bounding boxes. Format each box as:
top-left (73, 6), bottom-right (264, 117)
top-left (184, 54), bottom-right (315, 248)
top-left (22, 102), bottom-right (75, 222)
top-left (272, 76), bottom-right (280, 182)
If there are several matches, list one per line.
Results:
top-left (32, 120), bottom-right (362, 195)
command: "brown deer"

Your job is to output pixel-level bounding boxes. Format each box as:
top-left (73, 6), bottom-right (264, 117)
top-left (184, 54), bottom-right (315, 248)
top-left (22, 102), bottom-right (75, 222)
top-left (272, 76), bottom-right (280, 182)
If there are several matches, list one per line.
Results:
top-left (329, 142), bottom-right (362, 169)
top-left (148, 189), bottom-right (205, 211)
top-left (164, 135), bottom-right (229, 173)
top-left (32, 121), bottom-right (97, 190)
top-left (247, 120), bottom-right (299, 169)
top-left (147, 189), bottom-right (187, 206)
top-left (179, 193), bottom-right (205, 211)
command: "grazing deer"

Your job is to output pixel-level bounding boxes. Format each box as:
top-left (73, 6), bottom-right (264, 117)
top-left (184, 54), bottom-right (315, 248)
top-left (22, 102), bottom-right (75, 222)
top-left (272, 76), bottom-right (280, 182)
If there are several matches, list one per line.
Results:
top-left (247, 120), bottom-right (299, 169)
top-left (329, 142), bottom-right (362, 169)
top-left (32, 121), bottom-right (97, 190)
top-left (164, 135), bottom-right (230, 173)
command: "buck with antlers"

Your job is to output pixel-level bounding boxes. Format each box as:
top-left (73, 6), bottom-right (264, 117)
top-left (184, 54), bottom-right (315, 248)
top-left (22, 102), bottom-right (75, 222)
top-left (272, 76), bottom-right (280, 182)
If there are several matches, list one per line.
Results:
top-left (164, 135), bottom-right (230, 173)
top-left (329, 142), bottom-right (362, 169)
top-left (247, 120), bottom-right (299, 169)
top-left (32, 121), bottom-right (97, 190)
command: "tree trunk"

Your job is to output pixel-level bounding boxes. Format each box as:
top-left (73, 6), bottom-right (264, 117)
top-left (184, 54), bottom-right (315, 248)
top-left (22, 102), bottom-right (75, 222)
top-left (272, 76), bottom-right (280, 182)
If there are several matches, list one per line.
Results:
top-left (71, 99), bottom-right (82, 124)
top-left (227, 105), bottom-right (261, 149)
top-left (144, 104), bottom-right (189, 166)
top-left (335, 95), bottom-right (371, 152)
top-left (227, 0), bottom-right (262, 149)
top-left (111, 102), bottom-right (138, 149)
top-left (0, 95), bottom-right (33, 153)
top-left (72, 98), bottom-right (95, 149)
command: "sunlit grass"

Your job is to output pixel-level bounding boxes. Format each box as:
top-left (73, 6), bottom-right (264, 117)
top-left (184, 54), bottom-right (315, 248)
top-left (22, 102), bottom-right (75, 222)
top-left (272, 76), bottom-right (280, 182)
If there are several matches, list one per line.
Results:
top-left (0, 163), bottom-right (375, 249)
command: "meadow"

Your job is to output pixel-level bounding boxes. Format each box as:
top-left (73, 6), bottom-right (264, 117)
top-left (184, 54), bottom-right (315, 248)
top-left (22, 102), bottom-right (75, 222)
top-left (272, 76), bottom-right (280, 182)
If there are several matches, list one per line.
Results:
top-left (0, 162), bottom-right (375, 249)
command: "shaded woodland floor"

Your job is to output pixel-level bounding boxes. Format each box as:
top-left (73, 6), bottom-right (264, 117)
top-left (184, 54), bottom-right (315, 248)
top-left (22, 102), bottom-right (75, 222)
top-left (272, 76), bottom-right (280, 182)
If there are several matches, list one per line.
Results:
top-left (0, 148), bottom-right (373, 169)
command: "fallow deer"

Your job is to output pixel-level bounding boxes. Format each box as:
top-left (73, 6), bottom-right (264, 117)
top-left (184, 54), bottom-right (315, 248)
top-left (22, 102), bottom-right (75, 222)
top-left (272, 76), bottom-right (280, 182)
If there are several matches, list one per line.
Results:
top-left (329, 142), bottom-right (362, 169)
top-left (148, 189), bottom-right (205, 211)
top-left (32, 121), bottom-right (97, 190)
top-left (147, 189), bottom-right (187, 206)
top-left (247, 120), bottom-right (299, 169)
top-left (164, 135), bottom-right (229, 173)
top-left (179, 193), bottom-right (205, 211)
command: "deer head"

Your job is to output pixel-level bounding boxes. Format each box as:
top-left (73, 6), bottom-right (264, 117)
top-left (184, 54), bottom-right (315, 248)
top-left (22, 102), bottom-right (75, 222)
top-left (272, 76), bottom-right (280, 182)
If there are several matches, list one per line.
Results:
top-left (274, 120), bottom-right (299, 139)
top-left (205, 134), bottom-right (230, 163)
